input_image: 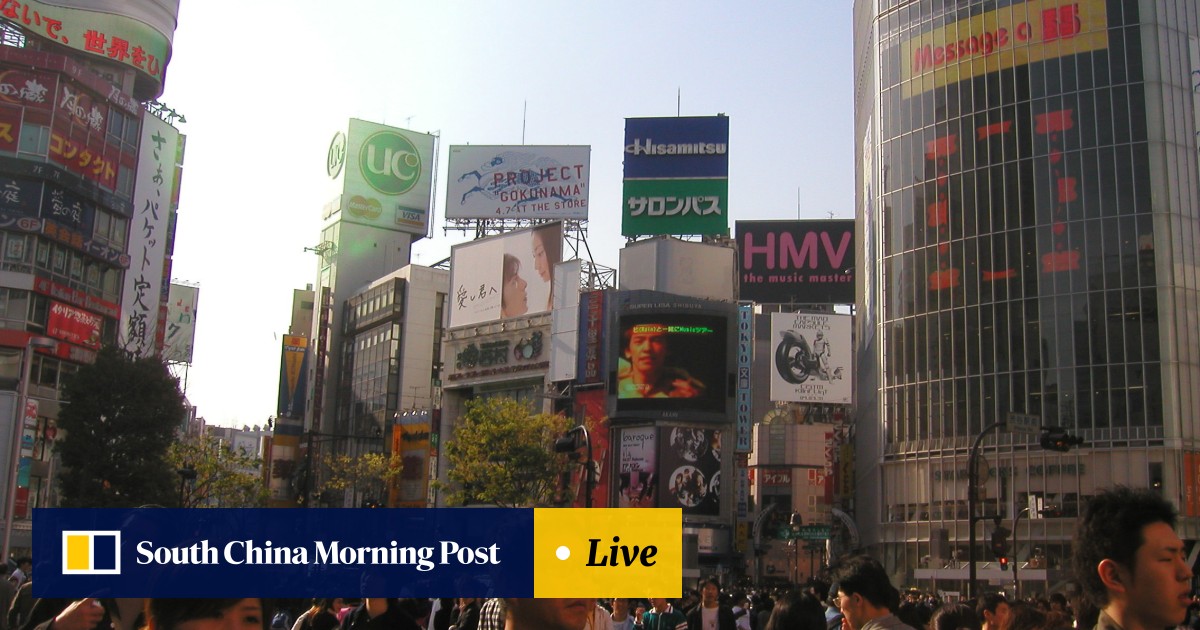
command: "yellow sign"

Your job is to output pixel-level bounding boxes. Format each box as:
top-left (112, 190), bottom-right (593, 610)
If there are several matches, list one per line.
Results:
top-left (900, 0), bottom-right (1109, 97)
top-left (534, 508), bottom-right (682, 597)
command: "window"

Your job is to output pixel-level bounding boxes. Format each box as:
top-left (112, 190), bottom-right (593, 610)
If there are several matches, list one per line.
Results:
top-left (18, 124), bottom-right (49, 157)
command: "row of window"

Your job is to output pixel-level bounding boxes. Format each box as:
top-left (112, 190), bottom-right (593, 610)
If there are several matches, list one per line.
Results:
top-left (0, 232), bottom-right (122, 303)
top-left (16, 123), bottom-right (136, 199)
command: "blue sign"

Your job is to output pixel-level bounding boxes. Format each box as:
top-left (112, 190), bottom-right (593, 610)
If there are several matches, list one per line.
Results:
top-left (35, 508), bottom-right (535, 598)
top-left (623, 116), bottom-right (729, 179)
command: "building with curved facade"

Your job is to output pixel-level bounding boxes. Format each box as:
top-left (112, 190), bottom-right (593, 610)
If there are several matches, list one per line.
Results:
top-left (854, 0), bottom-right (1200, 591)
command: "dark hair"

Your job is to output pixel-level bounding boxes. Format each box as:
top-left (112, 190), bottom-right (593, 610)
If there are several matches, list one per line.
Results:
top-left (1071, 486), bottom-right (1179, 607)
top-left (832, 554), bottom-right (900, 611)
top-left (931, 603), bottom-right (981, 630)
top-left (148, 599), bottom-right (272, 630)
top-left (531, 225), bottom-right (561, 268)
top-left (976, 593), bottom-right (1008, 618)
top-left (699, 575), bottom-right (722, 592)
top-left (765, 590), bottom-right (826, 630)
top-left (501, 254), bottom-right (521, 311)
top-left (1007, 602), bottom-right (1047, 630)
top-left (897, 601), bottom-right (931, 630)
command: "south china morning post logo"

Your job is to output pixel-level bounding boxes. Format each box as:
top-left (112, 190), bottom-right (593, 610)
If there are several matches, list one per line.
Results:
top-left (62, 531), bottom-right (121, 575)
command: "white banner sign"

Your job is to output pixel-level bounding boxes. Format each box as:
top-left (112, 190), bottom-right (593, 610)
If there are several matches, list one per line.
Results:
top-left (769, 312), bottom-right (852, 404)
top-left (446, 145), bottom-right (590, 219)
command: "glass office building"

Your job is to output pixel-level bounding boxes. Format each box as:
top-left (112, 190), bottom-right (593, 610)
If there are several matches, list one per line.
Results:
top-left (854, 0), bottom-right (1200, 589)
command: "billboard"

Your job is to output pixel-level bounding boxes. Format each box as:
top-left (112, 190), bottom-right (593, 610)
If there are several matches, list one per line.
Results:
top-left (328, 119), bottom-right (436, 236)
top-left (47, 301), bottom-right (101, 349)
top-left (622, 116), bottom-right (729, 237)
top-left (616, 426), bottom-right (656, 508)
top-left (658, 426), bottom-right (721, 517)
top-left (163, 283), bottom-right (199, 363)
top-left (445, 145), bottom-right (590, 219)
top-left (277, 335), bottom-right (309, 420)
top-left (770, 312), bottom-right (852, 404)
top-left (613, 313), bottom-right (729, 417)
top-left (736, 220), bottom-right (855, 304)
top-left (447, 222), bottom-right (563, 328)
top-left (576, 290), bottom-right (607, 386)
top-left (120, 112), bottom-right (177, 357)
top-left (4, 0), bottom-right (179, 99)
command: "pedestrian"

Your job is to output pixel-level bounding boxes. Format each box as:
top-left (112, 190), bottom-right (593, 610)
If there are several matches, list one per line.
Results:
top-left (501, 599), bottom-right (592, 630)
top-left (1071, 486), bottom-right (1193, 630)
top-left (643, 598), bottom-right (688, 630)
top-left (831, 554), bottom-right (914, 630)
top-left (146, 599), bottom-right (268, 630)
top-left (687, 576), bottom-right (737, 630)
top-left (974, 594), bottom-right (1009, 630)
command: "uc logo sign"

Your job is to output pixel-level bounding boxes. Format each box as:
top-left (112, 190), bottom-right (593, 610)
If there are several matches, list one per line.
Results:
top-left (359, 131), bottom-right (421, 195)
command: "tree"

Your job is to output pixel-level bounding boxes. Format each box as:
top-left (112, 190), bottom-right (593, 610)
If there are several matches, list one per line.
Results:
top-left (166, 432), bottom-right (270, 508)
top-left (56, 346), bottom-right (185, 507)
top-left (442, 396), bottom-right (570, 507)
top-left (321, 451), bottom-right (403, 507)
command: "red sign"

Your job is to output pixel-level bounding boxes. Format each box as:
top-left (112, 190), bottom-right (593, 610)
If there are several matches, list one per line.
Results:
top-left (762, 469), bottom-right (791, 486)
top-left (48, 300), bottom-right (102, 348)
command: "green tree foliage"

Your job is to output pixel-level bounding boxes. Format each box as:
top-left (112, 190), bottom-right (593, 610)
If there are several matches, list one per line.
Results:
top-left (321, 451), bottom-right (403, 506)
top-left (166, 432), bottom-right (269, 508)
top-left (443, 396), bottom-right (569, 507)
top-left (56, 346), bottom-right (185, 507)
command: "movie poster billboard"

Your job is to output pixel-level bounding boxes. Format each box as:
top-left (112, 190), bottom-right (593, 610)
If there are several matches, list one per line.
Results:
top-left (770, 312), bottom-right (852, 404)
top-left (622, 116), bottom-right (729, 237)
top-left (447, 222), bottom-right (563, 328)
top-left (328, 119), bottom-right (436, 237)
top-left (658, 426), bottom-right (721, 516)
top-left (736, 220), bottom-right (855, 304)
top-left (445, 146), bottom-right (590, 219)
top-left (617, 426), bottom-right (656, 508)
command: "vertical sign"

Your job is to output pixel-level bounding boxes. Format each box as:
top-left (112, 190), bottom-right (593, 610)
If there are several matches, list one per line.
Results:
top-left (736, 302), bottom-right (752, 452)
top-left (120, 113), bottom-right (177, 357)
top-left (1191, 37), bottom-right (1200, 177)
top-left (163, 283), bottom-right (199, 363)
top-left (576, 290), bottom-right (606, 385)
top-left (617, 427), bottom-right (656, 508)
top-left (15, 398), bottom-right (37, 517)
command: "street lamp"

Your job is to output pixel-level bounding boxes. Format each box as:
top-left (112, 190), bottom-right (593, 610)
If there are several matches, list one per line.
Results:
top-left (789, 512), bottom-right (802, 584)
top-left (2, 335), bottom-right (56, 562)
top-left (177, 464), bottom-right (196, 507)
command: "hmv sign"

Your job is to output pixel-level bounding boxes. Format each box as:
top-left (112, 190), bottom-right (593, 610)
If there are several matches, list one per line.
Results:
top-left (735, 220), bottom-right (856, 305)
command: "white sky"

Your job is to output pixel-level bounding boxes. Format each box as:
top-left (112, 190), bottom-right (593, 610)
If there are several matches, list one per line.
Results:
top-left (158, 1), bottom-right (855, 429)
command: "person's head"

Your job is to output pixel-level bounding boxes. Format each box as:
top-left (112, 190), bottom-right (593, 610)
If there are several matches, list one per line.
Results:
top-left (649, 597), bottom-right (669, 611)
top-left (623, 323), bottom-right (668, 380)
top-left (500, 254), bottom-right (528, 317)
top-left (930, 603), bottom-right (980, 630)
top-left (833, 554), bottom-right (901, 630)
top-left (17, 558), bottom-right (30, 573)
top-left (1072, 486), bottom-right (1192, 629)
top-left (531, 225), bottom-right (561, 284)
top-left (976, 594), bottom-right (1010, 630)
top-left (1005, 602), bottom-right (1047, 630)
top-left (503, 598), bottom-right (591, 630)
top-left (147, 599), bottom-right (269, 630)
top-left (699, 576), bottom-right (721, 607)
top-left (311, 599), bottom-right (341, 614)
top-left (764, 590), bottom-right (825, 630)
top-left (611, 598), bottom-right (629, 619)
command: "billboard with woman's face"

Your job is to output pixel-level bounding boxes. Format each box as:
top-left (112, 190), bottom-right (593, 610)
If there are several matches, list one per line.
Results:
top-left (658, 426), bottom-right (721, 516)
top-left (447, 222), bottom-right (564, 328)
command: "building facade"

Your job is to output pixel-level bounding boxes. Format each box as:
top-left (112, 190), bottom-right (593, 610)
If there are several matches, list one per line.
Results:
top-left (854, 0), bottom-right (1200, 590)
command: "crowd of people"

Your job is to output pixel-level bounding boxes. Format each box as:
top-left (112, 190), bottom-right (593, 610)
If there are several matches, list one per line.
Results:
top-left (4, 486), bottom-right (1195, 630)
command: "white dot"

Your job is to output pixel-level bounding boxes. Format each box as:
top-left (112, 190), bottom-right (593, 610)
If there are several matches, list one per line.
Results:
top-left (555, 545), bottom-right (570, 560)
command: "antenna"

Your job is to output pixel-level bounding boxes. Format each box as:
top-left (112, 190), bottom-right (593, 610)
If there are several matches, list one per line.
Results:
top-left (522, 100), bottom-right (527, 144)
top-left (797, 188), bottom-right (802, 219)
top-left (677, 88), bottom-right (681, 116)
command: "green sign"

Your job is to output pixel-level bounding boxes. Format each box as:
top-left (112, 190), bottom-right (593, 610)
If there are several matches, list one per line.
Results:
top-left (779, 525), bottom-right (831, 541)
top-left (621, 178), bottom-right (729, 236)
top-left (359, 131), bottom-right (422, 195)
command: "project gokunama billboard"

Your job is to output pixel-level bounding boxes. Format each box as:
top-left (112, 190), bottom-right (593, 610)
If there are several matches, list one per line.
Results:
top-left (445, 146), bottom-right (590, 219)
top-left (622, 116), bottom-right (728, 237)
top-left (736, 220), bottom-right (856, 304)
top-left (770, 311), bottom-right (852, 404)
top-left (327, 119), bottom-right (436, 237)
top-left (448, 222), bottom-right (564, 328)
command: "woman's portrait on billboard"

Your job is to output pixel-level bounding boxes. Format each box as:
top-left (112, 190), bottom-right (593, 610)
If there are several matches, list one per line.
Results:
top-left (500, 253), bottom-right (528, 318)
top-left (530, 224), bottom-right (561, 311)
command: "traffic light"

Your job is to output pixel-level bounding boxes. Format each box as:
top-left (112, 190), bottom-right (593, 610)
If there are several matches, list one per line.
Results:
top-left (1040, 428), bottom-right (1084, 452)
top-left (999, 556), bottom-right (1009, 570)
top-left (990, 526), bottom-right (1010, 559)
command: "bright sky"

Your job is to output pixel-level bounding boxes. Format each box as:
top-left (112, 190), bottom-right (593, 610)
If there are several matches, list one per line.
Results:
top-left (159, 1), bottom-right (855, 429)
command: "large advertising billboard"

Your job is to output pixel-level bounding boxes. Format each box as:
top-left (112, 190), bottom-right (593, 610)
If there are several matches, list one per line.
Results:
top-left (658, 426), bottom-right (721, 517)
top-left (616, 426), bottom-right (656, 508)
top-left (277, 335), bottom-right (309, 420)
top-left (445, 145), bottom-right (590, 219)
top-left (5, 0), bottom-right (179, 100)
top-left (328, 119), bottom-right (436, 237)
top-left (47, 301), bottom-right (101, 349)
top-left (163, 283), bottom-right (199, 364)
top-left (736, 220), bottom-right (856, 305)
top-left (622, 116), bottom-right (729, 237)
top-left (613, 313), bottom-right (729, 417)
top-left (447, 222), bottom-right (564, 328)
top-left (770, 312), bottom-right (852, 404)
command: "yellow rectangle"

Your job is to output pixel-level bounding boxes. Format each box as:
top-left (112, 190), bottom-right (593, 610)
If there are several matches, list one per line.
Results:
top-left (534, 508), bottom-right (682, 598)
top-left (900, 0), bottom-right (1109, 98)
top-left (65, 535), bottom-right (90, 571)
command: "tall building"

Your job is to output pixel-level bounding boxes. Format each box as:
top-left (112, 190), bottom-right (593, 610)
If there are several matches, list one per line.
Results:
top-left (854, 0), bottom-right (1200, 589)
top-left (0, 5), bottom-right (180, 551)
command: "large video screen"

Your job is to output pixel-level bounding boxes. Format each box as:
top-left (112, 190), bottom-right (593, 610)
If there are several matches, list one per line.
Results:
top-left (613, 312), bottom-right (728, 415)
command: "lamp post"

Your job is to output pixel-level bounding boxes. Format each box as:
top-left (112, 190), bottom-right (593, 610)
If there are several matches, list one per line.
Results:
top-left (554, 424), bottom-right (593, 508)
top-left (177, 464), bottom-right (196, 507)
top-left (2, 336), bottom-right (56, 563)
top-left (789, 512), bottom-right (802, 584)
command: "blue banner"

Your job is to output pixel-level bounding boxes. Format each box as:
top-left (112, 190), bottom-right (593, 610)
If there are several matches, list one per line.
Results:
top-left (623, 116), bottom-right (730, 179)
top-left (34, 508), bottom-right (534, 598)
